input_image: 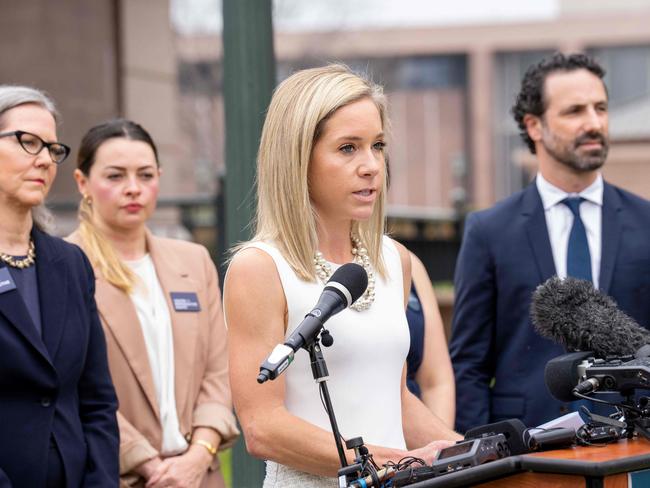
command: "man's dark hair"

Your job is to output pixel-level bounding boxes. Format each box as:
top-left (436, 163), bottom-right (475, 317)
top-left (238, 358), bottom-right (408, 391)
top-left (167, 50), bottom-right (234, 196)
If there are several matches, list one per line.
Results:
top-left (512, 52), bottom-right (606, 154)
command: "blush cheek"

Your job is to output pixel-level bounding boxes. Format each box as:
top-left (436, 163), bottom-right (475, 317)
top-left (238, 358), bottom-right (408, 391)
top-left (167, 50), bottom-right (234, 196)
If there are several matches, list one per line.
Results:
top-left (142, 184), bottom-right (159, 218)
top-left (91, 182), bottom-right (123, 224)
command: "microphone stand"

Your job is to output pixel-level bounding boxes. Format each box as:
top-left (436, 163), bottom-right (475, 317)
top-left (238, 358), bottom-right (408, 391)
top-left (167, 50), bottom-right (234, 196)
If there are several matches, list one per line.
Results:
top-left (307, 339), bottom-right (348, 467)
top-left (307, 333), bottom-right (367, 486)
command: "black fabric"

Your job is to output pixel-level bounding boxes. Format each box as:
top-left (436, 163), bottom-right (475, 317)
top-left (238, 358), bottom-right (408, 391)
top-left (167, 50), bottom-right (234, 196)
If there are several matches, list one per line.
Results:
top-left (406, 283), bottom-right (425, 398)
top-left (46, 436), bottom-right (66, 488)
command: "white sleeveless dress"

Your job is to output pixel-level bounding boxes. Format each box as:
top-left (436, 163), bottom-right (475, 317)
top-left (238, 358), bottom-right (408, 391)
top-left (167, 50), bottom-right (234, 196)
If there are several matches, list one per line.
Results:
top-left (245, 237), bottom-right (410, 488)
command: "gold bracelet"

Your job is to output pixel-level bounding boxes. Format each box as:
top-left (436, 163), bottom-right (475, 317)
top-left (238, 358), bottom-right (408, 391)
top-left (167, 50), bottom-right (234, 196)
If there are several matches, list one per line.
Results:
top-left (192, 439), bottom-right (217, 457)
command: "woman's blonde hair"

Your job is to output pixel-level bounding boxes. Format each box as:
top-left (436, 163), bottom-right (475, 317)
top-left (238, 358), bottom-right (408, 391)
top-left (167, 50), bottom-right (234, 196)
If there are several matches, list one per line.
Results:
top-left (76, 119), bottom-right (159, 293)
top-left (250, 63), bottom-right (389, 281)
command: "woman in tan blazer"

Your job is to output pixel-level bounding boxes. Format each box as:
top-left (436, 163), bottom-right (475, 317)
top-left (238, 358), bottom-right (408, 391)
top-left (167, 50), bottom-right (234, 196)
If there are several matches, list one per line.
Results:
top-left (67, 119), bottom-right (238, 488)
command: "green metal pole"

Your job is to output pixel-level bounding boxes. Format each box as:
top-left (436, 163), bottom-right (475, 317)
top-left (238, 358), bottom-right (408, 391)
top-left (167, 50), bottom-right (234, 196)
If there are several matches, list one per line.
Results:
top-left (222, 0), bottom-right (275, 486)
top-left (223, 0), bottom-right (275, 248)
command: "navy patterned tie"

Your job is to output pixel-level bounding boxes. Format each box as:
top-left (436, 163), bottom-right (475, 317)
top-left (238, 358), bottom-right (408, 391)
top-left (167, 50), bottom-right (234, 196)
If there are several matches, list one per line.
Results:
top-left (562, 197), bottom-right (592, 283)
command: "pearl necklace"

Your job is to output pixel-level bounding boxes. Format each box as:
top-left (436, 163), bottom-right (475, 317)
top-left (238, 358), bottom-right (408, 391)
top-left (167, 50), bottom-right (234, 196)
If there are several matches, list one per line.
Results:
top-left (0, 239), bottom-right (36, 269)
top-left (314, 236), bottom-right (375, 312)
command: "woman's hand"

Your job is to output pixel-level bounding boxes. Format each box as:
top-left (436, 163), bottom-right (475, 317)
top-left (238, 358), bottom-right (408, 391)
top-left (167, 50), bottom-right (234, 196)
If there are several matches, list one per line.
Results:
top-left (406, 439), bottom-right (456, 465)
top-left (134, 457), bottom-right (163, 480)
top-left (144, 445), bottom-right (212, 488)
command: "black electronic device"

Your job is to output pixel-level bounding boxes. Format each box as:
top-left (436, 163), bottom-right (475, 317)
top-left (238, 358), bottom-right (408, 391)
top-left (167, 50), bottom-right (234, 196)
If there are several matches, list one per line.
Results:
top-left (390, 466), bottom-right (438, 487)
top-left (577, 424), bottom-right (624, 444)
top-left (545, 354), bottom-right (650, 400)
top-left (579, 356), bottom-right (650, 393)
top-left (464, 418), bottom-right (528, 455)
top-left (528, 427), bottom-right (576, 451)
top-left (545, 352), bottom-right (650, 440)
top-left (430, 433), bottom-right (510, 476)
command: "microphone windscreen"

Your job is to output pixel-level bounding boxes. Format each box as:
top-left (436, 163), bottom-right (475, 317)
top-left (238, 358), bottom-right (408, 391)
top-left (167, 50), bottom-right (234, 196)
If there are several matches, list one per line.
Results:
top-left (327, 263), bottom-right (368, 304)
top-left (545, 351), bottom-right (593, 402)
top-left (531, 276), bottom-right (650, 357)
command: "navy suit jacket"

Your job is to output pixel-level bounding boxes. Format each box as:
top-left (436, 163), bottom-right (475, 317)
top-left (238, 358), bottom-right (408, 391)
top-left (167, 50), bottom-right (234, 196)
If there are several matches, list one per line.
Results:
top-left (0, 229), bottom-right (119, 487)
top-left (450, 181), bottom-right (650, 433)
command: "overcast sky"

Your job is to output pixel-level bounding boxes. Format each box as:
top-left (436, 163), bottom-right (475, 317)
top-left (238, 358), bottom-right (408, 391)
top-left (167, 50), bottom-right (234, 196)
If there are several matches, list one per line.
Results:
top-left (171, 0), bottom-right (559, 35)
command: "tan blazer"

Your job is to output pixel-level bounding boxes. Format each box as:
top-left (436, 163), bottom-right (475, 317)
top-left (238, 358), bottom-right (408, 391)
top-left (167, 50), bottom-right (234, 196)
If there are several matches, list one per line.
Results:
top-left (67, 230), bottom-right (239, 487)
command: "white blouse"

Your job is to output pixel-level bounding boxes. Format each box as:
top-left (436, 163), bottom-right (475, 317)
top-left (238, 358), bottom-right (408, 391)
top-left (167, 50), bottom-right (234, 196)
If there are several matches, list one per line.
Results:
top-left (126, 254), bottom-right (188, 455)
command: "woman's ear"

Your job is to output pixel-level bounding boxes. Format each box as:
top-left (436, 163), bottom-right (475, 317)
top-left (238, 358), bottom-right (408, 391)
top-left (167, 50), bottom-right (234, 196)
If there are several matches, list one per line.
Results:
top-left (73, 169), bottom-right (88, 196)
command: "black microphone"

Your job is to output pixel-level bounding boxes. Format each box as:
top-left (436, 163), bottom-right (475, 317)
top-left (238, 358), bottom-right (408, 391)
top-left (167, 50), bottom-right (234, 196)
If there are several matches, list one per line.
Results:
top-left (528, 428), bottom-right (576, 451)
top-left (531, 276), bottom-right (650, 357)
top-left (545, 351), bottom-right (594, 402)
top-left (257, 263), bottom-right (368, 384)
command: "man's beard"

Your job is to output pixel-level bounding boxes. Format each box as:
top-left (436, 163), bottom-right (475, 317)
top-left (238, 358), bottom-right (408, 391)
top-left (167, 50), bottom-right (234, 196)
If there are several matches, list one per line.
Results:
top-left (542, 130), bottom-right (609, 172)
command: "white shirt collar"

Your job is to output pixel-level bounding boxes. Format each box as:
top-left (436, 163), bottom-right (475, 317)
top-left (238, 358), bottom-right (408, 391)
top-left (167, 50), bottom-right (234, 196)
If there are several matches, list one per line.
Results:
top-left (536, 172), bottom-right (603, 210)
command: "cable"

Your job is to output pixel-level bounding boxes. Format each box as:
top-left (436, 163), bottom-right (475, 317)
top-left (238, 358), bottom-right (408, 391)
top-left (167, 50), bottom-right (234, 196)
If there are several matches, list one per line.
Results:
top-left (572, 390), bottom-right (643, 415)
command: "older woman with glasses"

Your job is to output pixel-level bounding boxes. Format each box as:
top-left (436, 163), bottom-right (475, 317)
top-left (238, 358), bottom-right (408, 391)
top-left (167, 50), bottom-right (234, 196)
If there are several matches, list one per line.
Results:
top-left (0, 85), bottom-right (119, 487)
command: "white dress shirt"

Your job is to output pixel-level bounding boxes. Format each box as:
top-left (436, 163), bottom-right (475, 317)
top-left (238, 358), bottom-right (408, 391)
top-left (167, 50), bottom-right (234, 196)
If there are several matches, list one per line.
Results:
top-left (535, 173), bottom-right (603, 289)
top-left (127, 254), bottom-right (188, 455)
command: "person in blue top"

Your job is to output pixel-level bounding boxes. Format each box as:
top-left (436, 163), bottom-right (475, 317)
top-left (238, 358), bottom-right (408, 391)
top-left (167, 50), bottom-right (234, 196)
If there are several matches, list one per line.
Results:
top-left (405, 251), bottom-right (455, 428)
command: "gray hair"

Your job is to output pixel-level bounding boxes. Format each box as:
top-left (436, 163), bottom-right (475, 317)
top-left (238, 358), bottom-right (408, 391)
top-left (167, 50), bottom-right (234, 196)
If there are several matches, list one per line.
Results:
top-left (0, 85), bottom-right (59, 128)
top-left (0, 85), bottom-right (60, 233)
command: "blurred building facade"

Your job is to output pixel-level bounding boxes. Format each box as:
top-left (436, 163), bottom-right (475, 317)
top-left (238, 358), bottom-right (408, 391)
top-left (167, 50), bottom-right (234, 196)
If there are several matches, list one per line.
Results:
top-left (0, 0), bottom-right (194, 238)
top-left (2, 0), bottom-right (649, 267)
top-left (178, 0), bottom-right (650, 219)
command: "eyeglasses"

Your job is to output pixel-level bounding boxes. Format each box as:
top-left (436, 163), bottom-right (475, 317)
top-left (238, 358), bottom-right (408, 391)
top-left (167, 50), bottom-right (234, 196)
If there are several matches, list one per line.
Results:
top-left (0, 130), bottom-right (71, 164)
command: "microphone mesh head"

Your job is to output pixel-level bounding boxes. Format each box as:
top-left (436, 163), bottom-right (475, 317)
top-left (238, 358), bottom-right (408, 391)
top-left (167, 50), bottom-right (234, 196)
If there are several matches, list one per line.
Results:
top-left (531, 276), bottom-right (650, 356)
top-left (327, 263), bottom-right (368, 304)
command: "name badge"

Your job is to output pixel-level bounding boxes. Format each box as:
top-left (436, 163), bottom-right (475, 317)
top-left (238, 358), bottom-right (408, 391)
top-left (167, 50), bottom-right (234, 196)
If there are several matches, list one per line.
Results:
top-left (0, 267), bottom-right (17, 294)
top-left (170, 292), bottom-right (201, 312)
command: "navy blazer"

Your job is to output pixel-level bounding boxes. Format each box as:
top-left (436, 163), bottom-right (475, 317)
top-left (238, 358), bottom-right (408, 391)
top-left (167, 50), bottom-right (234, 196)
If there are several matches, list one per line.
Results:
top-left (450, 182), bottom-right (650, 433)
top-left (0, 229), bottom-right (119, 487)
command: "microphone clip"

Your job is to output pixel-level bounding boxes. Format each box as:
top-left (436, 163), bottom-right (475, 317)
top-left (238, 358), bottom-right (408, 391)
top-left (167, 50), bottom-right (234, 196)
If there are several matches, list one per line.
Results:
top-left (321, 328), bottom-right (334, 347)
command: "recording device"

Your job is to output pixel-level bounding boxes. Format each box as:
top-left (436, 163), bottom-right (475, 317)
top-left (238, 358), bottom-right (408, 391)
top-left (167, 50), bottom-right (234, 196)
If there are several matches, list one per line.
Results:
top-left (466, 418), bottom-right (573, 454)
top-left (390, 434), bottom-right (511, 486)
top-left (465, 418), bottom-right (528, 455)
top-left (430, 434), bottom-right (510, 476)
top-left (577, 423), bottom-right (624, 444)
top-left (390, 420), bottom-right (576, 486)
top-left (531, 276), bottom-right (650, 358)
top-left (257, 263), bottom-right (368, 383)
top-left (546, 353), bottom-right (650, 401)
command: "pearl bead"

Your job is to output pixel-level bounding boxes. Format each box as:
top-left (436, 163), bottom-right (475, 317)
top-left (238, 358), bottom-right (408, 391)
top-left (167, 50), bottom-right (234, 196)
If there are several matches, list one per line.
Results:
top-left (314, 235), bottom-right (375, 312)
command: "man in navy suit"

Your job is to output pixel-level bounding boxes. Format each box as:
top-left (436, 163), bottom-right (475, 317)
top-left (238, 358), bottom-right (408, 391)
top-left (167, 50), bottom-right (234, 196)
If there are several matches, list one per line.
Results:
top-left (450, 53), bottom-right (650, 433)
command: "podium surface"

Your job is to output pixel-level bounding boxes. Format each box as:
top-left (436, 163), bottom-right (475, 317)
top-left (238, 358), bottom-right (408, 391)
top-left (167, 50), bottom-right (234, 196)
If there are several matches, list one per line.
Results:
top-left (411, 438), bottom-right (650, 488)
